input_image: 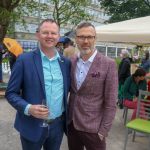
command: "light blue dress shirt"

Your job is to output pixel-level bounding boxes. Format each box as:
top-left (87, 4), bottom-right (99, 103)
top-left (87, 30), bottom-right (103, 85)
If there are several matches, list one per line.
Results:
top-left (40, 50), bottom-right (64, 119)
top-left (24, 50), bottom-right (64, 119)
top-left (76, 50), bottom-right (97, 90)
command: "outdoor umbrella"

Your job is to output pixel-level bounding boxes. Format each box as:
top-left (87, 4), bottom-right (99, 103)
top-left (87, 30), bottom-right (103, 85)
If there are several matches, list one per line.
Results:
top-left (3, 38), bottom-right (23, 57)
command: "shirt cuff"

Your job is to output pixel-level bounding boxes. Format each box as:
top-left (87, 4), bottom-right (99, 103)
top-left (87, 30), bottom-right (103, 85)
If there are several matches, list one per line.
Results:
top-left (24, 104), bottom-right (31, 116)
top-left (98, 133), bottom-right (104, 141)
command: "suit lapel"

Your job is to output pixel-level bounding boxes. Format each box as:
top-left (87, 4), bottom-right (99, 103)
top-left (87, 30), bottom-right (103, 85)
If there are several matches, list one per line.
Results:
top-left (71, 57), bottom-right (78, 91)
top-left (33, 49), bottom-right (46, 97)
top-left (58, 56), bottom-right (66, 88)
top-left (78, 53), bottom-right (101, 91)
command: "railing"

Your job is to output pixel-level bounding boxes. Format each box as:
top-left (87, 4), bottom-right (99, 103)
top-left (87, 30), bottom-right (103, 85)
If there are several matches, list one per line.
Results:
top-left (2, 62), bottom-right (11, 74)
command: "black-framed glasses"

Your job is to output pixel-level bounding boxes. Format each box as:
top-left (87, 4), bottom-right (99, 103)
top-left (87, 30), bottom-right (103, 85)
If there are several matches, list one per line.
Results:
top-left (76, 36), bottom-right (95, 41)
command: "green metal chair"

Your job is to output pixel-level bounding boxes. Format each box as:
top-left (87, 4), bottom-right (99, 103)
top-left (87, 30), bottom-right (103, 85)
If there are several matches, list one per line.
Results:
top-left (123, 90), bottom-right (150, 150)
top-left (123, 106), bottom-right (129, 125)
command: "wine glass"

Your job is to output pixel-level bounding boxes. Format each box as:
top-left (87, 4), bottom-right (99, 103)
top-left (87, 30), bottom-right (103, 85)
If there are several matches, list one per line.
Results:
top-left (40, 99), bottom-right (49, 127)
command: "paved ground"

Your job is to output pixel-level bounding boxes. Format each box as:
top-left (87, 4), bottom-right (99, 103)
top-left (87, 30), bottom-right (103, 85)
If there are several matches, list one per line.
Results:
top-left (0, 98), bottom-right (149, 150)
top-left (0, 74), bottom-right (149, 150)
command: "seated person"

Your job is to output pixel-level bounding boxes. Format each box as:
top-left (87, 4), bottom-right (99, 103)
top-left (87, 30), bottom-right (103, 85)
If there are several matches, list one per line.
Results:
top-left (123, 68), bottom-right (147, 119)
top-left (145, 74), bottom-right (150, 116)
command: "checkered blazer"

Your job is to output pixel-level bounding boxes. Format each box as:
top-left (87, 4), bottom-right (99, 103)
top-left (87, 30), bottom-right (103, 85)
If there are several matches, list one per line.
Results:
top-left (68, 52), bottom-right (118, 137)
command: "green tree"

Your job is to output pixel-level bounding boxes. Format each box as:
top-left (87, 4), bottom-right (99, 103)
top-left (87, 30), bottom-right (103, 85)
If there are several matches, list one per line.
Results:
top-left (0, 0), bottom-right (21, 44)
top-left (48, 0), bottom-right (91, 27)
top-left (100, 0), bottom-right (150, 23)
top-left (0, 0), bottom-right (45, 44)
top-left (0, 0), bottom-right (91, 44)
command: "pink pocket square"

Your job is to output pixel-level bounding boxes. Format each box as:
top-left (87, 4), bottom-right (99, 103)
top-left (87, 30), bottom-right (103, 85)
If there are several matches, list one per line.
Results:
top-left (91, 72), bottom-right (100, 78)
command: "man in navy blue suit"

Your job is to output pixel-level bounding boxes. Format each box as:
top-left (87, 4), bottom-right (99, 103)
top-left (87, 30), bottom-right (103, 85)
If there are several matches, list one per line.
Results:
top-left (5, 19), bottom-right (71, 150)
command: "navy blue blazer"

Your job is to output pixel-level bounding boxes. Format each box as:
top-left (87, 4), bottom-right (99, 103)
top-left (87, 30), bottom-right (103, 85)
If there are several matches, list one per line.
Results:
top-left (5, 49), bottom-right (71, 142)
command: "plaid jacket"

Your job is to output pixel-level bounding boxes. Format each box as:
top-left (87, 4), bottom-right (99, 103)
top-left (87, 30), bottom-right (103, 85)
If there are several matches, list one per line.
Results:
top-left (68, 52), bottom-right (118, 137)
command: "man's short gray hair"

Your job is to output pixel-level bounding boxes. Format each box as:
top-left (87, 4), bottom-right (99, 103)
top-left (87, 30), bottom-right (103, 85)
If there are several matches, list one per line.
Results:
top-left (121, 49), bottom-right (130, 57)
top-left (75, 22), bottom-right (95, 35)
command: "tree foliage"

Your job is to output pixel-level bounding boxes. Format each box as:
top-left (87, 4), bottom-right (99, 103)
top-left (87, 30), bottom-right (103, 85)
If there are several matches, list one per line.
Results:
top-left (0, 0), bottom-right (21, 43)
top-left (48, 0), bottom-right (91, 27)
top-left (0, 0), bottom-right (43, 43)
top-left (100, 0), bottom-right (150, 23)
top-left (0, 0), bottom-right (91, 44)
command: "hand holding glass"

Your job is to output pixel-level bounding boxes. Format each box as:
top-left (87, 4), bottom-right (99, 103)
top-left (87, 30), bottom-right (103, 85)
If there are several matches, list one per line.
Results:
top-left (40, 99), bottom-right (49, 127)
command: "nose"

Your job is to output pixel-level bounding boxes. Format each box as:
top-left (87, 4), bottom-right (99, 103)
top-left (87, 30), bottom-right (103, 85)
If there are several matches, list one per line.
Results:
top-left (83, 38), bottom-right (88, 43)
top-left (47, 33), bottom-right (53, 37)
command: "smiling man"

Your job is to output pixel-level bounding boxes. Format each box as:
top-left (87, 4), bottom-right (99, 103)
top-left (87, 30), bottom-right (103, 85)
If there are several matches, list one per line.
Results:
top-left (68, 22), bottom-right (118, 150)
top-left (5, 19), bottom-right (71, 150)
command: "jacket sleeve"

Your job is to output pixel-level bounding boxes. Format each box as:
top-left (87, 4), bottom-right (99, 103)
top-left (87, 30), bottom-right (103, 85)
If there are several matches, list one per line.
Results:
top-left (119, 60), bottom-right (130, 80)
top-left (123, 77), bottom-right (133, 100)
top-left (139, 79), bottom-right (147, 91)
top-left (98, 60), bottom-right (118, 137)
top-left (5, 56), bottom-right (29, 114)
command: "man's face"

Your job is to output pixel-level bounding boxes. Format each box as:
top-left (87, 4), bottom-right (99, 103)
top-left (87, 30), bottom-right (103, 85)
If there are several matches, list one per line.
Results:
top-left (36, 22), bottom-right (60, 50)
top-left (75, 26), bottom-right (96, 55)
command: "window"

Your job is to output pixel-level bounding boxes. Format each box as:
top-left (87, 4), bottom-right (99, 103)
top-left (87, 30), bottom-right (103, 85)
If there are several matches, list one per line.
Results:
top-left (96, 45), bottom-right (106, 56)
top-left (19, 40), bottom-right (38, 52)
top-left (107, 47), bottom-right (116, 58)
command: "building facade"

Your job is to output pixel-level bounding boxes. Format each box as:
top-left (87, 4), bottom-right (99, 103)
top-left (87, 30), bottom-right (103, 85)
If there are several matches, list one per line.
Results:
top-left (14, 0), bottom-right (110, 51)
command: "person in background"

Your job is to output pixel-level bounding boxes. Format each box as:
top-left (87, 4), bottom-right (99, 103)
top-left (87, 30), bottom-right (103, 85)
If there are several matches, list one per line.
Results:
top-left (68, 22), bottom-right (118, 150)
top-left (56, 41), bottom-right (64, 55)
top-left (139, 50), bottom-right (150, 73)
top-left (63, 40), bottom-right (78, 58)
top-left (63, 37), bottom-right (71, 49)
top-left (5, 19), bottom-right (71, 150)
top-left (117, 49), bottom-right (131, 109)
top-left (56, 37), bottom-right (71, 55)
top-left (123, 68), bottom-right (147, 119)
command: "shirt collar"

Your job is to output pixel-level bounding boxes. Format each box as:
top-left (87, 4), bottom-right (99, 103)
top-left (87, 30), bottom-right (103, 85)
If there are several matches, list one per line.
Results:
top-left (88, 50), bottom-right (97, 63)
top-left (40, 48), bottom-right (60, 61)
top-left (78, 50), bottom-right (97, 63)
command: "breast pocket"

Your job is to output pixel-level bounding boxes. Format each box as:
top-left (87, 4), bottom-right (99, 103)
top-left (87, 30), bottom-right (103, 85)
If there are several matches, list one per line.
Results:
top-left (87, 74), bottom-right (105, 90)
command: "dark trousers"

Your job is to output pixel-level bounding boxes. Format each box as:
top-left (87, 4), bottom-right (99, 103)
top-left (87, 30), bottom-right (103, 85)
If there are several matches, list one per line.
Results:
top-left (20, 118), bottom-right (64, 150)
top-left (68, 122), bottom-right (106, 150)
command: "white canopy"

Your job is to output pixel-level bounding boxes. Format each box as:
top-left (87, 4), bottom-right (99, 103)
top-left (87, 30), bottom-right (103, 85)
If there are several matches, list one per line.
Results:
top-left (96, 16), bottom-right (150, 46)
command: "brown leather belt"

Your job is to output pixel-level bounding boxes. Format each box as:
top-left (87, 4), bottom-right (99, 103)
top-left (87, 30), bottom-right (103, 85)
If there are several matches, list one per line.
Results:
top-left (46, 114), bottom-right (64, 124)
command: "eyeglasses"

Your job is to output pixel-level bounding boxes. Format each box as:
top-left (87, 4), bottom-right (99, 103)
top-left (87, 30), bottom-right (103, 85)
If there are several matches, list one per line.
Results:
top-left (76, 36), bottom-right (95, 41)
